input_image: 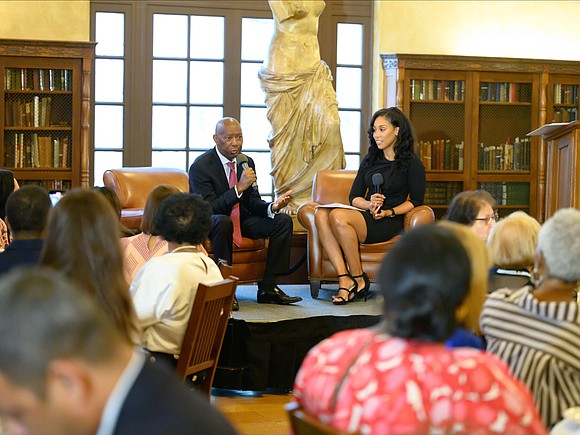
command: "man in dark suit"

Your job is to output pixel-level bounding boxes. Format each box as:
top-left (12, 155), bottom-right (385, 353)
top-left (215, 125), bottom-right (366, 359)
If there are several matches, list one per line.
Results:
top-left (0, 266), bottom-right (237, 435)
top-left (189, 117), bottom-right (302, 307)
top-left (0, 185), bottom-right (51, 276)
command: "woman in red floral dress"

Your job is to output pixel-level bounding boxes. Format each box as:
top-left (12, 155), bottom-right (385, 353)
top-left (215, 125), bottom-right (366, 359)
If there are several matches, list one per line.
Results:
top-left (292, 224), bottom-right (546, 434)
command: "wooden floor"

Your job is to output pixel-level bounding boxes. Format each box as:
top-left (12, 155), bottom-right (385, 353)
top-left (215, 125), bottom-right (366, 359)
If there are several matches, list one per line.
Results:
top-left (212, 390), bottom-right (292, 434)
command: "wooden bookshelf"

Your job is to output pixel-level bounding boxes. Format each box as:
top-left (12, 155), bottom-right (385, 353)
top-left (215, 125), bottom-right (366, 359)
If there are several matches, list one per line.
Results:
top-left (382, 54), bottom-right (580, 222)
top-left (0, 39), bottom-right (95, 190)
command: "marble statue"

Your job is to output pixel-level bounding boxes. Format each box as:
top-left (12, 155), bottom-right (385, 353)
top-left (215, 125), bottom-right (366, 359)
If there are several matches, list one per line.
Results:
top-left (259, 0), bottom-right (345, 214)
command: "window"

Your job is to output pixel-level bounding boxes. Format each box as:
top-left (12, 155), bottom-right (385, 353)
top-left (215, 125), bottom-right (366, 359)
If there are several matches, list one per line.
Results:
top-left (91, 1), bottom-right (372, 194)
top-left (336, 22), bottom-right (365, 170)
top-left (92, 11), bottom-right (125, 186)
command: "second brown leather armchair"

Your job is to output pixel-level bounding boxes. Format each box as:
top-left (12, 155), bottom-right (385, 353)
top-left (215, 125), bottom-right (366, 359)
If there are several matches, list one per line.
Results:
top-left (297, 170), bottom-right (435, 298)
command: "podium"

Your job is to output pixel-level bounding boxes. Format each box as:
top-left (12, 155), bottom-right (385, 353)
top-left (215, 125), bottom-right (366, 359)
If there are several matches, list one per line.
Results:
top-left (529, 121), bottom-right (580, 220)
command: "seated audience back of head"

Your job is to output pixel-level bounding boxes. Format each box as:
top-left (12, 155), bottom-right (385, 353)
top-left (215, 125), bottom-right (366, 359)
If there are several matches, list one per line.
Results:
top-left (0, 266), bottom-right (237, 435)
top-left (120, 184), bottom-right (180, 285)
top-left (438, 221), bottom-right (490, 349)
top-left (91, 185), bottom-right (138, 237)
top-left (481, 208), bottom-right (580, 429)
top-left (0, 185), bottom-right (51, 276)
top-left (292, 224), bottom-right (545, 434)
top-left (40, 188), bottom-right (139, 345)
top-left (445, 189), bottom-right (498, 242)
top-left (130, 193), bottom-right (223, 367)
top-left (487, 210), bottom-right (540, 292)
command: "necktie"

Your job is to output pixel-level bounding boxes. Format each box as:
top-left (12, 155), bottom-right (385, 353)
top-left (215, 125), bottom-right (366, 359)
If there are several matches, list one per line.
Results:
top-left (227, 161), bottom-right (242, 247)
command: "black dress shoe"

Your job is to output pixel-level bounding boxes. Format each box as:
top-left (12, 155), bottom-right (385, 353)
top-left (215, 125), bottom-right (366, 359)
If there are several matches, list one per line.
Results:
top-left (257, 286), bottom-right (302, 305)
top-left (232, 295), bottom-right (239, 311)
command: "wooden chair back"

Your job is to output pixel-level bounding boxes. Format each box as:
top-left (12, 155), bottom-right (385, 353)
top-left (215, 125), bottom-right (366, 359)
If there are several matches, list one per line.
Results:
top-left (176, 276), bottom-right (238, 398)
top-left (285, 402), bottom-right (360, 435)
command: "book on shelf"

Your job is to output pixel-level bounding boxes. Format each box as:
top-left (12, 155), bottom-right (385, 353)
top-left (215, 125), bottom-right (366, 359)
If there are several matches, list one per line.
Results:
top-left (418, 139), bottom-right (464, 170)
top-left (479, 137), bottom-right (530, 171)
top-left (410, 80), bottom-right (464, 102)
top-left (479, 182), bottom-right (530, 206)
top-left (480, 82), bottom-right (531, 103)
top-left (4, 68), bottom-right (72, 91)
top-left (10, 133), bottom-right (69, 168)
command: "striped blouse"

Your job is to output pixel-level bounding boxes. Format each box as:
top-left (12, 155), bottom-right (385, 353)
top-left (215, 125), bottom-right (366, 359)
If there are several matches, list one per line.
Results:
top-left (480, 286), bottom-right (580, 428)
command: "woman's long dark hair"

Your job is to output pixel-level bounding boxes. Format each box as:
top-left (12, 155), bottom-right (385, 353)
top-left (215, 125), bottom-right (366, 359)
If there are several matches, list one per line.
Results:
top-left (40, 188), bottom-right (139, 344)
top-left (378, 224), bottom-right (471, 342)
top-left (365, 107), bottom-right (416, 170)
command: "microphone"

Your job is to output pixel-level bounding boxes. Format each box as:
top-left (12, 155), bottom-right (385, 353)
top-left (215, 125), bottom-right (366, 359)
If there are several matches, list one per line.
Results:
top-left (372, 173), bottom-right (384, 194)
top-left (236, 153), bottom-right (258, 189)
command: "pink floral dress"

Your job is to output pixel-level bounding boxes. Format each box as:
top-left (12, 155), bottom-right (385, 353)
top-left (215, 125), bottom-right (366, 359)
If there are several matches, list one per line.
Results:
top-left (293, 328), bottom-right (546, 434)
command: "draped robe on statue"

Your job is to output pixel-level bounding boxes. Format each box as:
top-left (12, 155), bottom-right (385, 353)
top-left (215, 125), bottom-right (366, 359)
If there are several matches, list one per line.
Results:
top-left (258, 61), bottom-right (345, 212)
top-left (259, 0), bottom-right (345, 214)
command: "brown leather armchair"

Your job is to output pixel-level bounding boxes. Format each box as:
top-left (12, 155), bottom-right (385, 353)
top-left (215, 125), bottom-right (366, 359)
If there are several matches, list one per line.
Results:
top-left (297, 170), bottom-right (435, 298)
top-left (103, 167), bottom-right (190, 229)
top-left (103, 167), bottom-right (266, 284)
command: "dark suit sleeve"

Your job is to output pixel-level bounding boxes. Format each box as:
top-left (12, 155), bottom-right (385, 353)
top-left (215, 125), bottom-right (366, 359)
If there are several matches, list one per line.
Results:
top-left (189, 150), bottom-right (240, 216)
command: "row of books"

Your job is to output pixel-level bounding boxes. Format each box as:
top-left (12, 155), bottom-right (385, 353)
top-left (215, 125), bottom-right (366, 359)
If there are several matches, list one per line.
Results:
top-left (5, 96), bottom-right (56, 127)
top-left (410, 80), bottom-right (465, 102)
top-left (9, 133), bottom-right (70, 168)
top-left (478, 137), bottom-right (531, 171)
top-left (21, 179), bottom-right (70, 190)
top-left (418, 139), bottom-right (464, 171)
top-left (553, 84), bottom-right (579, 105)
top-left (4, 68), bottom-right (72, 92)
top-left (479, 82), bottom-right (532, 103)
top-left (424, 182), bottom-right (463, 206)
top-left (553, 107), bottom-right (578, 123)
top-left (478, 182), bottom-right (530, 206)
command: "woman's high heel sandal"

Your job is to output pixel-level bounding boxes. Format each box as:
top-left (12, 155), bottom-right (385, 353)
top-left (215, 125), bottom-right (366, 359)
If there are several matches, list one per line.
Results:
top-left (332, 273), bottom-right (357, 305)
top-left (352, 272), bottom-right (371, 301)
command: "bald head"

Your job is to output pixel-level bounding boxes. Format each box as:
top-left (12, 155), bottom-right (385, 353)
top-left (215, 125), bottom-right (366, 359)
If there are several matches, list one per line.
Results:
top-left (213, 117), bottom-right (243, 161)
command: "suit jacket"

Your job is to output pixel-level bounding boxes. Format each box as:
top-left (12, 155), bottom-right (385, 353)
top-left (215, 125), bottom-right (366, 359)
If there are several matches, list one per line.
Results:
top-left (0, 238), bottom-right (43, 276)
top-left (114, 360), bottom-right (237, 435)
top-left (189, 148), bottom-right (270, 220)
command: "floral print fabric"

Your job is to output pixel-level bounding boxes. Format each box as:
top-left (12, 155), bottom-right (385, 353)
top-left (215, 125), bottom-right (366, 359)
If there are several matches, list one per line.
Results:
top-left (293, 328), bottom-right (546, 434)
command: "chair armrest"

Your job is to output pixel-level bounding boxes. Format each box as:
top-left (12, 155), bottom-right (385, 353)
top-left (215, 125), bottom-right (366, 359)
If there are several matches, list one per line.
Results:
top-left (404, 205), bottom-right (435, 229)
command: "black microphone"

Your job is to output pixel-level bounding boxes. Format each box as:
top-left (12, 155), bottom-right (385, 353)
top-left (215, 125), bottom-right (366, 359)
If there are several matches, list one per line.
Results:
top-left (236, 153), bottom-right (258, 189)
top-left (372, 173), bottom-right (384, 194)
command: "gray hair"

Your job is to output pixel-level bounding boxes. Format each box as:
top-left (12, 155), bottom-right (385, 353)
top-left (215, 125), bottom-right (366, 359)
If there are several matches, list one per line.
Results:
top-left (0, 266), bottom-right (120, 394)
top-left (537, 208), bottom-right (580, 282)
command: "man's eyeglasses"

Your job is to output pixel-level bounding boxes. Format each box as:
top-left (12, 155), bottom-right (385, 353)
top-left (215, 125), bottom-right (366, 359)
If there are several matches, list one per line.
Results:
top-left (473, 212), bottom-right (499, 224)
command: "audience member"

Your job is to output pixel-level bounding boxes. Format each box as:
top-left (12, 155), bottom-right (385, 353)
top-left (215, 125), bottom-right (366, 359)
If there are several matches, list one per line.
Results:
top-left (91, 185), bottom-right (138, 237)
top-left (120, 184), bottom-right (180, 284)
top-left (481, 208), bottom-right (580, 429)
top-left (445, 189), bottom-right (498, 241)
top-left (292, 224), bottom-right (545, 434)
top-left (314, 107), bottom-right (426, 304)
top-left (40, 188), bottom-right (139, 344)
top-left (130, 193), bottom-right (223, 368)
top-left (0, 185), bottom-right (51, 276)
top-left (439, 221), bottom-right (490, 349)
top-left (189, 117), bottom-right (301, 308)
top-left (487, 210), bottom-right (540, 292)
top-left (0, 266), bottom-right (237, 435)
top-left (0, 169), bottom-right (19, 250)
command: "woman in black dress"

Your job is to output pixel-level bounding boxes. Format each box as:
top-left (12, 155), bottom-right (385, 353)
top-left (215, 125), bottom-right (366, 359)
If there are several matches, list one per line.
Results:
top-left (315, 107), bottom-right (426, 304)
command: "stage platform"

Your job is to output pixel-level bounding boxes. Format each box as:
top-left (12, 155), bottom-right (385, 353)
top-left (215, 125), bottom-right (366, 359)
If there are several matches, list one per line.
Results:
top-left (213, 283), bottom-right (383, 392)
